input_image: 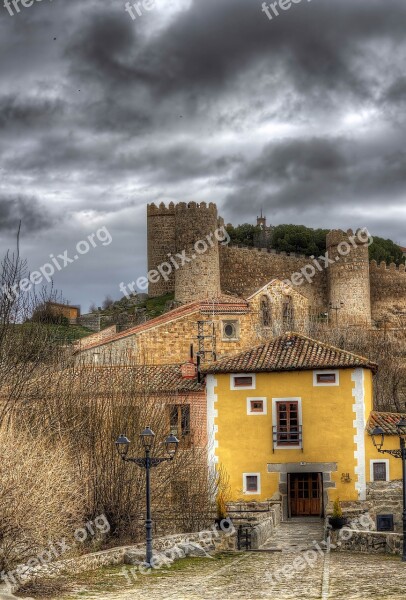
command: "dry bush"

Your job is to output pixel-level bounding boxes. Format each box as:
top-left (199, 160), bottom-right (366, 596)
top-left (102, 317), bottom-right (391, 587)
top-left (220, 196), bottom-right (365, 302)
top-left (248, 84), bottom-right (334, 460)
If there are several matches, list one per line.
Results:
top-left (16, 359), bottom-right (215, 542)
top-left (0, 427), bottom-right (84, 572)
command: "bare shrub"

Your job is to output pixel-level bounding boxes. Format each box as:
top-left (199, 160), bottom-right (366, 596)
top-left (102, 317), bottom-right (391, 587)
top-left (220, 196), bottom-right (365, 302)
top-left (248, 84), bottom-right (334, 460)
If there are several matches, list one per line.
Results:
top-left (0, 427), bottom-right (84, 572)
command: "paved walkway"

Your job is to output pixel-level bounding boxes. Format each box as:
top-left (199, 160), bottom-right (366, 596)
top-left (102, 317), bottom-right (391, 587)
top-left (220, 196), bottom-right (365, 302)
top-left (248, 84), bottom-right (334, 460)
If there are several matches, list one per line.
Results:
top-left (14, 520), bottom-right (406, 599)
top-left (260, 518), bottom-right (325, 553)
top-left (56, 551), bottom-right (406, 600)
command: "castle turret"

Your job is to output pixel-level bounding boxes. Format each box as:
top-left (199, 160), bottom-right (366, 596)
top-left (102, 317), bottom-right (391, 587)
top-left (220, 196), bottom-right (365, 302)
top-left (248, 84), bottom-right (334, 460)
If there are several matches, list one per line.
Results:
top-left (326, 229), bottom-right (371, 326)
top-left (147, 202), bottom-right (176, 297)
top-left (174, 202), bottom-right (221, 303)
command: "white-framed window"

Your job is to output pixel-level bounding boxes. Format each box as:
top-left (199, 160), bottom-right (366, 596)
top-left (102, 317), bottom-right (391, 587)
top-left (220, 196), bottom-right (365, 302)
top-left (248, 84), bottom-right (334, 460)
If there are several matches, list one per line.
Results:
top-left (247, 397), bottom-right (267, 415)
top-left (92, 352), bottom-right (100, 365)
top-left (370, 459), bottom-right (389, 482)
top-left (313, 370), bottom-right (339, 387)
top-left (222, 320), bottom-right (240, 341)
top-left (272, 397), bottom-right (303, 450)
top-left (243, 473), bottom-right (261, 494)
top-left (230, 374), bottom-right (256, 390)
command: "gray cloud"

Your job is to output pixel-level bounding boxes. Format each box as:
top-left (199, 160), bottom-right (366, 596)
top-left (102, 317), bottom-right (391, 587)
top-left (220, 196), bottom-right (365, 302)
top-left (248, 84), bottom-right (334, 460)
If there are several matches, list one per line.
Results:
top-left (0, 0), bottom-right (405, 308)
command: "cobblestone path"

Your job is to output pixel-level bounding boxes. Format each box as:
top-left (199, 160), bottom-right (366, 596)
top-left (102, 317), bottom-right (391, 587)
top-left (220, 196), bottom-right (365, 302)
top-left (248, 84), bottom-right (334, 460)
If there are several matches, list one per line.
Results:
top-left (261, 518), bottom-right (325, 553)
top-left (56, 545), bottom-right (405, 599)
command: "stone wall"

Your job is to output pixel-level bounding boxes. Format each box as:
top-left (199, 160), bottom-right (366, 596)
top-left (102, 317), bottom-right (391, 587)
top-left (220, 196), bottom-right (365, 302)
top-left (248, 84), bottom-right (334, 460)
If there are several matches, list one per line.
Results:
top-left (227, 501), bottom-right (282, 549)
top-left (8, 529), bottom-right (236, 594)
top-left (78, 313), bottom-right (101, 332)
top-left (74, 325), bottom-right (117, 350)
top-left (330, 529), bottom-right (403, 556)
top-left (336, 481), bottom-right (403, 533)
top-left (174, 202), bottom-right (221, 304)
top-left (220, 246), bottom-right (327, 309)
top-left (370, 260), bottom-right (406, 325)
top-left (147, 202), bottom-right (176, 297)
top-left (326, 229), bottom-right (371, 326)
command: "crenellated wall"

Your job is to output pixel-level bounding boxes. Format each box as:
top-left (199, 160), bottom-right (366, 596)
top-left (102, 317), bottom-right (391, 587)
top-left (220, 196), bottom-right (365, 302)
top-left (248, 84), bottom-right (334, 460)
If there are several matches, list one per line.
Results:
top-left (146, 203), bottom-right (405, 327)
top-left (370, 260), bottom-right (406, 324)
top-left (219, 245), bottom-right (327, 309)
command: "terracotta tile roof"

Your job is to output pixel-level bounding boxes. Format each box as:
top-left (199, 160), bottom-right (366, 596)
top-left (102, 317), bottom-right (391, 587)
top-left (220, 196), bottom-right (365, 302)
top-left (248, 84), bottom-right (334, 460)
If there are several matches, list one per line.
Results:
top-left (367, 411), bottom-right (406, 435)
top-left (75, 296), bottom-right (249, 353)
top-left (203, 332), bottom-right (378, 374)
top-left (75, 301), bottom-right (202, 353)
top-left (24, 364), bottom-right (204, 397)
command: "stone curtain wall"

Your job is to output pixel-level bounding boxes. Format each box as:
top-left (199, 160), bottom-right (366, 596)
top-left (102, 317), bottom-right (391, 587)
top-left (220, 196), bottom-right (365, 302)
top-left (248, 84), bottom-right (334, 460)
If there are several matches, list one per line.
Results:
top-left (370, 261), bottom-right (406, 325)
top-left (219, 246), bottom-right (327, 309)
top-left (147, 202), bottom-right (176, 297)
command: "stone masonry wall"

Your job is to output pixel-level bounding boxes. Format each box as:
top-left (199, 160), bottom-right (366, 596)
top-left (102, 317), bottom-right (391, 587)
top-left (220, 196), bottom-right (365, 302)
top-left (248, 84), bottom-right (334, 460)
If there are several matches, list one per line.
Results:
top-left (174, 202), bottom-right (221, 303)
top-left (370, 260), bottom-right (406, 325)
top-left (219, 245), bottom-right (327, 309)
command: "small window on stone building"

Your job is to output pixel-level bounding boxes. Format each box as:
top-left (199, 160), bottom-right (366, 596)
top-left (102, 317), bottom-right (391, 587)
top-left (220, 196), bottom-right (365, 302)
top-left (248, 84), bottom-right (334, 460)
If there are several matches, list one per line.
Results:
top-left (261, 296), bottom-right (272, 327)
top-left (222, 320), bottom-right (239, 341)
top-left (92, 352), bottom-right (100, 365)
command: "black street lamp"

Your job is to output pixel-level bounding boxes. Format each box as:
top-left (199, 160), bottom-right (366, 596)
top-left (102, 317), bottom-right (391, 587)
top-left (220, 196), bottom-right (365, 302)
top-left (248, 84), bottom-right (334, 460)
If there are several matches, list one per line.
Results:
top-left (370, 417), bottom-right (406, 561)
top-left (115, 426), bottom-right (179, 565)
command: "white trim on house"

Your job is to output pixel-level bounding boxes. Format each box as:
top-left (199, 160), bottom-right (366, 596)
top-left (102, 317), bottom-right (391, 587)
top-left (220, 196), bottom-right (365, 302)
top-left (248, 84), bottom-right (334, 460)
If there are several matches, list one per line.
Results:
top-left (243, 472), bottom-right (261, 495)
top-left (313, 369), bottom-right (340, 387)
top-left (352, 368), bottom-right (367, 501)
top-left (206, 375), bottom-right (218, 467)
top-left (272, 397), bottom-right (302, 450)
top-left (230, 373), bottom-right (256, 390)
top-left (246, 397), bottom-right (267, 415)
top-left (370, 459), bottom-right (390, 482)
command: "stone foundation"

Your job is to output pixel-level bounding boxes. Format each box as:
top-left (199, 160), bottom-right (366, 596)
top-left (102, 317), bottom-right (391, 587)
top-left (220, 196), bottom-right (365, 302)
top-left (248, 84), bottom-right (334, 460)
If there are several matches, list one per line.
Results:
top-left (227, 501), bottom-right (282, 549)
top-left (330, 529), bottom-right (403, 555)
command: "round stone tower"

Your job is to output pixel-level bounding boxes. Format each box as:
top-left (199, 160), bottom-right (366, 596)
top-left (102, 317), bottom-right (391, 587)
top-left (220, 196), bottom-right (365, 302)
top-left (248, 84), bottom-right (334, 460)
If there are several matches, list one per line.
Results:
top-left (174, 202), bottom-right (221, 303)
top-left (326, 229), bottom-right (371, 326)
top-left (147, 202), bottom-right (176, 297)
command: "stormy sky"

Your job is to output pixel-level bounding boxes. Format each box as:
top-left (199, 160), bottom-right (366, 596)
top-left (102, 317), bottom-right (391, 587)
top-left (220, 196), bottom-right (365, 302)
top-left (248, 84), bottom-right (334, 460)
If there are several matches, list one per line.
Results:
top-left (0, 0), bottom-right (405, 310)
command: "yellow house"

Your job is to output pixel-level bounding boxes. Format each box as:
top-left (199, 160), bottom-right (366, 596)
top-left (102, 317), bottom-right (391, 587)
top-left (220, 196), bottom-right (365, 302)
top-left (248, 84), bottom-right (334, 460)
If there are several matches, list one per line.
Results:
top-left (204, 332), bottom-right (390, 520)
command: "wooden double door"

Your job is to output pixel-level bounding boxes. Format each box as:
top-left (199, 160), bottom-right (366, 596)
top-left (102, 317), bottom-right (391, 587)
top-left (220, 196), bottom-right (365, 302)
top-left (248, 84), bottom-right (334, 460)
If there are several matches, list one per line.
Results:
top-left (289, 473), bottom-right (322, 517)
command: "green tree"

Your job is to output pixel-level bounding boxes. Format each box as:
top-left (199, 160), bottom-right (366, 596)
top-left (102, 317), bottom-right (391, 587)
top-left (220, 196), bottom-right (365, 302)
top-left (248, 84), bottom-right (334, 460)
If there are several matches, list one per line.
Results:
top-left (369, 237), bottom-right (405, 265)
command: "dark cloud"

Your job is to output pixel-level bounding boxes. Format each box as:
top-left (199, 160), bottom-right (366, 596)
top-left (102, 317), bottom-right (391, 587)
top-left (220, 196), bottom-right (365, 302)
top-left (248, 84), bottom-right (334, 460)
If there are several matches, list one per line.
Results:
top-left (0, 0), bottom-right (405, 308)
top-left (0, 195), bottom-right (56, 233)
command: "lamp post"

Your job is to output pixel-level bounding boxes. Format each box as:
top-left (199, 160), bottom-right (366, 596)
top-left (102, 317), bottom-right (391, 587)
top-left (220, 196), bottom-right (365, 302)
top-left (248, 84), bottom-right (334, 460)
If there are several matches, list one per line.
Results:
top-left (370, 417), bottom-right (406, 561)
top-left (115, 426), bottom-right (179, 566)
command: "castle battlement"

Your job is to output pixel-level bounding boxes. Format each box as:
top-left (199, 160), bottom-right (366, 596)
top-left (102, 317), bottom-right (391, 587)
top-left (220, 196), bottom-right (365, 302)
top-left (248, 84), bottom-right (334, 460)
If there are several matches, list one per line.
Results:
top-left (370, 260), bottom-right (406, 273)
top-left (174, 201), bottom-right (217, 213)
top-left (147, 202), bottom-right (175, 216)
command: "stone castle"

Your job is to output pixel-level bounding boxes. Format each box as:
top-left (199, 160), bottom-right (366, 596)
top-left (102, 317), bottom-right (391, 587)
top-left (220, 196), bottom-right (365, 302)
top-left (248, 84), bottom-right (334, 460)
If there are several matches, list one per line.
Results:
top-left (76, 202), bottom-right (405, 366)
top-left (147, 201), bottom-right (406, 327)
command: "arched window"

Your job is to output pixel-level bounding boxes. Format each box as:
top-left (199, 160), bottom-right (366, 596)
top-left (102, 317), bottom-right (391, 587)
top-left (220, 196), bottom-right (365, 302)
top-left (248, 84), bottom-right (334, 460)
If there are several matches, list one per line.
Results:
top-left (261, 296), bottom-right (272, 327)
top-left (282, 296), bottom-right (294, 329)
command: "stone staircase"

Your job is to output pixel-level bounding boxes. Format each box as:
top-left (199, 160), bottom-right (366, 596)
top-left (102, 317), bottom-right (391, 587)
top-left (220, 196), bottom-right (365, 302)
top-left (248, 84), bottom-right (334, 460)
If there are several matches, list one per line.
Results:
top-left (260, 518), bottom-right (325, 553)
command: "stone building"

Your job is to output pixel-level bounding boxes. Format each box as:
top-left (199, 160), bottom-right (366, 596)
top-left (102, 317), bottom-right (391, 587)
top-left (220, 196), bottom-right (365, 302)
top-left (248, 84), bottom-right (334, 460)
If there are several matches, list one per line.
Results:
top-left (75, 280), bottom-right (309, 366)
